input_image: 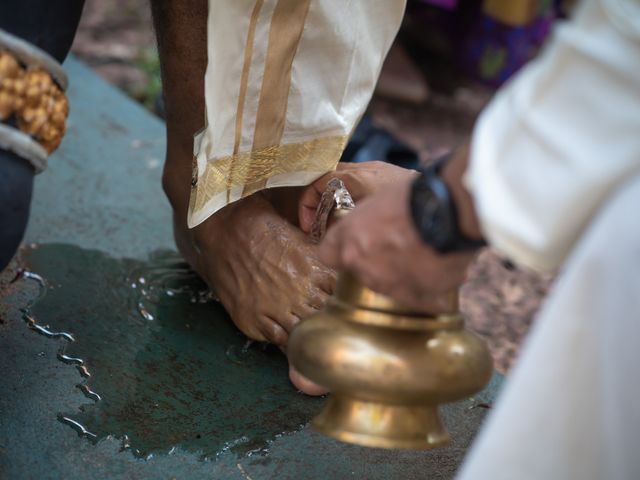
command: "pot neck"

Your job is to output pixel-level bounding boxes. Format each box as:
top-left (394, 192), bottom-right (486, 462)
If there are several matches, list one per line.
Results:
top-left (334, 272), bottom-right (459, 317)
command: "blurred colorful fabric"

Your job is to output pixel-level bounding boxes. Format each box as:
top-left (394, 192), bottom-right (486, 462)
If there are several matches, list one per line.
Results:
top-left (408, 0), bottom-right (561, 87)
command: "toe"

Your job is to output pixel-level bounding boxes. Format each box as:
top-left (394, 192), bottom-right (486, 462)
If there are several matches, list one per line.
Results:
top-left (260, 318), bottom-right (289, 346)
top-left (288, 364), bottom-right (329, 396)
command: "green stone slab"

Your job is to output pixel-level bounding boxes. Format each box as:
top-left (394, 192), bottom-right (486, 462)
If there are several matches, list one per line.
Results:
top-left (0, 57), bottom-right (502, 479)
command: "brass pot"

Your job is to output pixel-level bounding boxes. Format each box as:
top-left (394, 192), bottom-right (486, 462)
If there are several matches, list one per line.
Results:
top-left (288, 273), bottom-right (493, 449)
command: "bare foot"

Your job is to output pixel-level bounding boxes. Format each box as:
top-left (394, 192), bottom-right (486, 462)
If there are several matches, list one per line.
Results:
top-left (151, 0), bottom-right (330, 395)
top-left (289, 364), bottom-right (328, 396)
top-left (174, 191), bottom-right (335, 395)
top-left (181, 191), bottom-right (335, 347)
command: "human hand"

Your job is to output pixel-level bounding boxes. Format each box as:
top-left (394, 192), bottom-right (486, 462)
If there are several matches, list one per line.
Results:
top-left (298, 161), bottom-right (419, 234)
top-left (318, 177), bottom-right (475, 313)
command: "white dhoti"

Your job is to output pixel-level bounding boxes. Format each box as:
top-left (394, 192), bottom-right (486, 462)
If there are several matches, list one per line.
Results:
top-left (460, 175), bottom-right (640, 479)
top-left (461, 0), bottom-right (640, 478)
top-left (189, 0), bottom-right (406, 228)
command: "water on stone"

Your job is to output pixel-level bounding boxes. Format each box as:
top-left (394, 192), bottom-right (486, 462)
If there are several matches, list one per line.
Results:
top-left (20, 244), bottom-right (322, 460)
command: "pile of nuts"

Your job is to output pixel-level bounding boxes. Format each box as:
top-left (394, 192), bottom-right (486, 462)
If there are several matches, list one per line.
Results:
top-left (0, 50), bottom-right (68, 153)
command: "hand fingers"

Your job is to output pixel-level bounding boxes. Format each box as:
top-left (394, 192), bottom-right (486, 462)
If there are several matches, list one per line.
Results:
top-left (318, 214), bottom-right (370, 277)
top-left (298, 206), bottom-right (318, 235)
top-left (318, 225), bottom-right (343, 269)
top-left (298, 173), bottom-right (334, 233)
top-left (297, 165), bottom-right (359, 233)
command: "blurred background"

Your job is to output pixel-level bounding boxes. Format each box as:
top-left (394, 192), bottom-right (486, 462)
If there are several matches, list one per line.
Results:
top-left (71, 0), bottom-right (160, 112)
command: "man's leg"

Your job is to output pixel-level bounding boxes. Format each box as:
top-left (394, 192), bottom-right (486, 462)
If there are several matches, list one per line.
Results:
top-left (458, 174), bottom-right (640, 480)
top-left (150, 0), bottom-right (207, 228)
top-left (150, 1), bottom-right (334, 393)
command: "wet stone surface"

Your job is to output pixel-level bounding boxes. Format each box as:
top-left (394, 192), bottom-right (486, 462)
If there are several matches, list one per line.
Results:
top-left (22, 243), bottom-right (322, 460)
top-left (0, 57), bottom-right (503, 479)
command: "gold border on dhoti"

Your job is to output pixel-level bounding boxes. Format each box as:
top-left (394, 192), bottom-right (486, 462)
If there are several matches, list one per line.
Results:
top-left (190, 134), bottom-right (348, 218)
top-left (242, 0), bottom-right (313, 196)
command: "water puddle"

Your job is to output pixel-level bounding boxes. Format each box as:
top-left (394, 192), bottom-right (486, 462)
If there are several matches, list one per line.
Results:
top-left (20, 244), bottom-right (322, 460)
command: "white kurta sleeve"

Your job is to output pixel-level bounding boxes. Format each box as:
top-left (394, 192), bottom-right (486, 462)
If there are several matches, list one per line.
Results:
top-left (458, 173), bottom-right (640, 480)
top-left (188, 0), bottom-right (406, 228)
top-left (466, 0), bottom-right (640, 272)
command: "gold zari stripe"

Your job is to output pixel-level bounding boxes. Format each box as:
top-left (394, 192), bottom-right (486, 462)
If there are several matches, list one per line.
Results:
top-left (228, 0), bottom-right (265, 202)
top-left (242, 0), bottom-right (313, 196)
top-left (191, 135), bottom-right (348, 215)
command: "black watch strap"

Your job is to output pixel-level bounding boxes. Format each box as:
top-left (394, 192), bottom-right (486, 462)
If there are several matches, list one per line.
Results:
top-left (410, 155), bottom-right (485, 253)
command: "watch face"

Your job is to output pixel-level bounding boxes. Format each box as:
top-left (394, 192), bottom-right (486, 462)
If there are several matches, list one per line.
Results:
top-left (411, 169), bottom-right (484, 253)
top-left (417, 177), bottom-right (453, 250)
top-left (424, 196), bottom-right (451, 248)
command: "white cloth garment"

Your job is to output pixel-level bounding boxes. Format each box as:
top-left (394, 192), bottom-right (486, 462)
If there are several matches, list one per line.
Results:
top-left (461, 0), bottom-right (640, 478)
top-left (190, 0), bottom-right (406, 228)
top-left (459, 174), bottom-right (640, 480)
top-left (467, 0), bottom-right (640, 273)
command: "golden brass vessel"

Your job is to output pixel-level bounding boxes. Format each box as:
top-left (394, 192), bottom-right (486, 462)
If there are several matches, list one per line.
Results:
top-left (288, 269), bottom-right (493, 450)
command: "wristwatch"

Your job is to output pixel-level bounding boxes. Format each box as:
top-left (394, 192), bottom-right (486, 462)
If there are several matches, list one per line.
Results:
top-left (409, 154), bottom-right (485, 253)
